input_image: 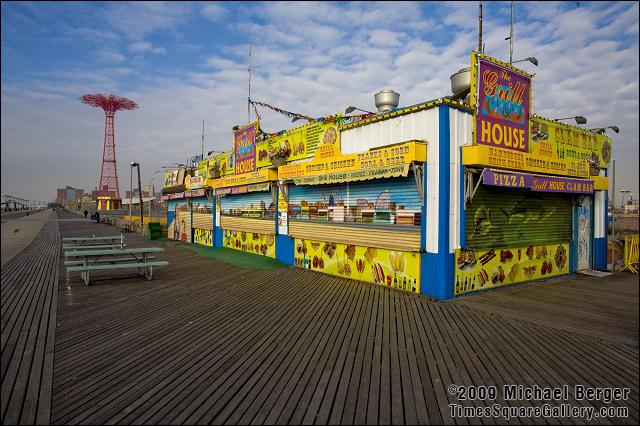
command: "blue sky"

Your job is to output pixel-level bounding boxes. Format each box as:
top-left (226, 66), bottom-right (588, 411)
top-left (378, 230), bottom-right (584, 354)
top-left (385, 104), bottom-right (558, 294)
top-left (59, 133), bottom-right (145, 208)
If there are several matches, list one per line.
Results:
top-left (1, 1), bottom-right (638, 202)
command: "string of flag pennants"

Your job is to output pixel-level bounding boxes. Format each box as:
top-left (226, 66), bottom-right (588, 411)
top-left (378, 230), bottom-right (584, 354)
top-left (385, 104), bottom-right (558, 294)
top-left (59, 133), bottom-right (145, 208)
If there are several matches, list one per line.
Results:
top-left (249, 99), bottom-right (316, 122)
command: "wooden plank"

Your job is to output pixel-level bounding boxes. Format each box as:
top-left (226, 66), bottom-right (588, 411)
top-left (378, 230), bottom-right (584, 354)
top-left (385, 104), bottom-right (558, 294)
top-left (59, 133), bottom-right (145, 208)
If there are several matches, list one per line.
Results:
top-left (39, 209), bottom-right (640, 425)
top-left (1, 218), bottom-right (59, 425)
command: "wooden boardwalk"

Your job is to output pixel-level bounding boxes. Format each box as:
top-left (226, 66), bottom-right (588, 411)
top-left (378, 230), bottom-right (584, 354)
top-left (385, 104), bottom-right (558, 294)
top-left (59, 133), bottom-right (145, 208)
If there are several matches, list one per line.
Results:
top-left (2, 210), bottom-right (639, 424)
top-left (1, 218), bottom-right (60, 425)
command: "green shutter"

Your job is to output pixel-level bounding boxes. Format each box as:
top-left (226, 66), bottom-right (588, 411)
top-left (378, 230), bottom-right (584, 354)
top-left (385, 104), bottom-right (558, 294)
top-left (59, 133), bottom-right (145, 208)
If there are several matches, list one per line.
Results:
top-left (466, 185), bottom-right (572, 249)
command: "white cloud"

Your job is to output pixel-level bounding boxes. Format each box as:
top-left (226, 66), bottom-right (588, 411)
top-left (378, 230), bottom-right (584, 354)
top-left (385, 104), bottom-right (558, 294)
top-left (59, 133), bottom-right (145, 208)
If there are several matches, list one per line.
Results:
top-left (1, 1), bottom-right (638, 201)
top-left (368, 30), bottom-right (404, 47)
top-left (201, 3), bottom-right (228, 21)
top-left (96, 49), bottom-right (125, 64)
top-left (102, 2), bottom-right (193, 40)
top-left (129, 41), bottom-right (166, 55)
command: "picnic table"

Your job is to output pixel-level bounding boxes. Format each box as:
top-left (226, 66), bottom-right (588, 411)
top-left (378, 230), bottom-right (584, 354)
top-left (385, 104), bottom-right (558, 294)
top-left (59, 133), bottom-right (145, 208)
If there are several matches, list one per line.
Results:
top-left (62, 235), bottom-right (125, 250)
top-left (65, 247), bottom-right (168, 286)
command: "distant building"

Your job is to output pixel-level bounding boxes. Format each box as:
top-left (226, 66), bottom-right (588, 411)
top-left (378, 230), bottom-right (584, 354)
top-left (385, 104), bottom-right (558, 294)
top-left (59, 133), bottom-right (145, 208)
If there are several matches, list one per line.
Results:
top-left (56, 186), bottom-right (84, 205)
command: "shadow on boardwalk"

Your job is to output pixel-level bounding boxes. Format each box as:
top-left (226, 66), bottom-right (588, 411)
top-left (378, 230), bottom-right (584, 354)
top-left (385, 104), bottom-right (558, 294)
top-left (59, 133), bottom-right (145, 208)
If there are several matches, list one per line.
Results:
top-left (2, 210), bottom-right (638, 424)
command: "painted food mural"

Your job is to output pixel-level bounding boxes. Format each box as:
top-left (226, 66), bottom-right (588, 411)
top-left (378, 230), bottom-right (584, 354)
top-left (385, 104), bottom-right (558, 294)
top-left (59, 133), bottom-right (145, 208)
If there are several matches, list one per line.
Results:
top-left (223, 229), bottom-right (275, 258)
top-left (194, 228), bottom-right (213, 246)
top-left (294, 238), bottom-right (420, 293)
top-left (454, 242), bottom-right (570, 295)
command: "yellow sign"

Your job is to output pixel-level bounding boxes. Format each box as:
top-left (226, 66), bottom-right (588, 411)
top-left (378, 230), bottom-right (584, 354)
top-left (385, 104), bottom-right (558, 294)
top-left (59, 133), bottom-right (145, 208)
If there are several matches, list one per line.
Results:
top-left (292, 164), bottom-right (410, 185)
top-left (206, 168), bottom-right (277, 189)
top-left (454, 242), bottom-right (570, 295)
top-left (530, 116), bottom-right (612, 169)
top-left (199, 152), bottom-right (235, 180)
top-left (294, 238), bottom-right (420, 294)
top-left (462, 144), bottom-right (590, 178)
top-left (256, 120), bottom-right (341, 168)
top-left (592, 176), bottom-right (609, 191)
top-left (223, 229), bottom-right (276, 258)
top-left (194, 228), bottom-right (213, 246)
top-left (164, 172), bottom-right (174, 188)
top-left (278, 141), bottom-right (426, 180)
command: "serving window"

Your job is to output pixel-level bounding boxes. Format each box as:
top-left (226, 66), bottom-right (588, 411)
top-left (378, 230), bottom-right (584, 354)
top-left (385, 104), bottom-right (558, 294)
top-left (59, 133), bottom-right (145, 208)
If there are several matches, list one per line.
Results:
top-left (220, 191), bottom-right (275, 220)
top-left (287, 175), bottom-right (422, 228)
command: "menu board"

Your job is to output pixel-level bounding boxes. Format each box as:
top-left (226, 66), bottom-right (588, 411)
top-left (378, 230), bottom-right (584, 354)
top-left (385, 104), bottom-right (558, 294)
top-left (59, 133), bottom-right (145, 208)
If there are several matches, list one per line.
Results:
top-left (530, 117), bottom-right (612, 169)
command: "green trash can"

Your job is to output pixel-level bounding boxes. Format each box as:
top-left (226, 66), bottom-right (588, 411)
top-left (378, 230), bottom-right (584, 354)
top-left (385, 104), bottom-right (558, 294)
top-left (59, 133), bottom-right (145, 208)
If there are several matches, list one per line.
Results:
top-left (147, 222), bottom-right (163, 240)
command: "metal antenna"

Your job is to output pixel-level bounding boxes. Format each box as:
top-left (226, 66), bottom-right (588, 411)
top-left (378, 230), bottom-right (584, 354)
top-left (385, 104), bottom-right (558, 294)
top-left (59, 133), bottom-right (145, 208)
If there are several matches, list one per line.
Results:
top-left (478, 1), bottom-right (483, 53)
top-left (509, 1), bottom-right (514, 64)
top-left (248, 43), bottom-right (252, 123)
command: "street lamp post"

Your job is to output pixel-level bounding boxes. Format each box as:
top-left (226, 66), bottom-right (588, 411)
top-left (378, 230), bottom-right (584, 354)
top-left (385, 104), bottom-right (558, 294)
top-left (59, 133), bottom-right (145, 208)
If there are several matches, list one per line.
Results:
top-left (148, 178), bottom-right (154, 220)
top-left (129, 162), bottom-right (136, 220)
top-left (136, 164), bottom-right (144, 227)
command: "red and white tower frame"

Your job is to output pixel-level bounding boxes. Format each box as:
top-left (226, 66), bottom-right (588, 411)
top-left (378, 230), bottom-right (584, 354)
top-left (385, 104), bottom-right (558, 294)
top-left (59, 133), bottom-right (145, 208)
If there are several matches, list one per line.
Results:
top-left (80, 93), bottom-right (138, 211)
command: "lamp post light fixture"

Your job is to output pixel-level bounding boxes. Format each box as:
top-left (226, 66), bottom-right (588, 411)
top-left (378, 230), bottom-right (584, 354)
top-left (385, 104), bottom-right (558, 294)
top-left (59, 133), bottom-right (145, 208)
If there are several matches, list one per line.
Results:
top-left (148, 178), bottom-right (154, 220)
top-left (129, 161), bottom-right (143, 226)
top-left (555, 116), bottom-right (587, 125)
top-left (590, 125), bottom-right (620, 134)
top-left (344, 106), bottom-right (374, 114)
top-left (129, 161), bottom-right (138, 220)
top-left (511, 57), bottom-right (539, 66)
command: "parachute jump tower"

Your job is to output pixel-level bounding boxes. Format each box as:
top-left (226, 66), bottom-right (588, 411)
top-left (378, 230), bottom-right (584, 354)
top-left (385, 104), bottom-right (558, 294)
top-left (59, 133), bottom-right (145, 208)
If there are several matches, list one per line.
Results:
top-left (80, 93), bottom-right (138, 211)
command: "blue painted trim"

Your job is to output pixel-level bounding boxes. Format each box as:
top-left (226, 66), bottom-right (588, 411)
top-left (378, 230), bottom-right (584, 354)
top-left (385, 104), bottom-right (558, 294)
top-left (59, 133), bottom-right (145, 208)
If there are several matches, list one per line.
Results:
top-left (604, 176), bottom-right (608, 268)
top-left (189, 198), bottom-right (194, 243)
top-left (421, 252), bottom-right (436, 297)
top-left (589, 195), bottom-right (594, 268)
top-left (214, 226), bottom-right (223, 248)
top-left (276, 235), bottom-right (295, 266)
top-left (274, 185), bottom-right (279, 235)
top-left (420, 165), bottom-right (427, 251)
top-left (593, 237), bottom-right (607, 270)
top-left (438, 106), bottom-right (453, 300)
top-left (570, 196), bottom-right (578, 273)
top-left (460, 161), bottom-right (466, 249)
top-left (423, 105), bottom-right (453, 300)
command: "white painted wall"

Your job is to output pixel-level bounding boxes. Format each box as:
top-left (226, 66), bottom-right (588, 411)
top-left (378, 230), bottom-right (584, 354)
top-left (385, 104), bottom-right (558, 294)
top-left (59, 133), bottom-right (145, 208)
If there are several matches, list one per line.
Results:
top-left (594, 191), bottom-right (606, 239)
top-left (449, 109), bottom-right (473, 253)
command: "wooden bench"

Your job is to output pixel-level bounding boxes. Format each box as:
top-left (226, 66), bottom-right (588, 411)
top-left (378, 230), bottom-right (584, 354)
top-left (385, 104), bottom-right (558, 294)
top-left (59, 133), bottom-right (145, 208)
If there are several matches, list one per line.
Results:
top-left (63, 243), bottom-right (127, 250)
top-left (65, 247), bottom-right (167, 286)
top-left (64, 256), bottom-right (155, 266)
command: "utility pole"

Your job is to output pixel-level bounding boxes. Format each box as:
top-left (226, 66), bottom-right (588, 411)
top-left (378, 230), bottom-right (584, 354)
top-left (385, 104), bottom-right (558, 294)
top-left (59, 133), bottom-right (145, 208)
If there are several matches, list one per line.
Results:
top-left (248, 43), bottom-right (252, 123)
top-left (478, 1), bottom-right (483, 53)
top-left (137, 164), bottom-right (144, 227)
top-left (610, 159), bottom-right (615, 271)
top-left (201, 119), bottom-right (205, 160)
top-left (129, 165), bottom-right (133, 219)
top-left (510, 1), bottom-right (514, 64)
top-left (506, 1), bottom-right (514, 64)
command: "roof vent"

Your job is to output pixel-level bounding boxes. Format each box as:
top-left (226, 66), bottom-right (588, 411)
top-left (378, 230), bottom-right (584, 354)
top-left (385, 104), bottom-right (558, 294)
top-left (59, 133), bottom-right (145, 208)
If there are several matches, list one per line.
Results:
top-left (374, 89), bottom-right (400, 113)
top-left (450, 67), bottom-right (471, 97)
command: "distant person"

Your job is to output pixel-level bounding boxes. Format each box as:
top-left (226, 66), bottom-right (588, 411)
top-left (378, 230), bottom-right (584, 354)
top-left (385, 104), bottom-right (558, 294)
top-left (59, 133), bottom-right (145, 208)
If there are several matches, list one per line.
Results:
top-left (95, 211), bottom-right (100, 223)
top-left (84, 209), bottom-right (88, 218)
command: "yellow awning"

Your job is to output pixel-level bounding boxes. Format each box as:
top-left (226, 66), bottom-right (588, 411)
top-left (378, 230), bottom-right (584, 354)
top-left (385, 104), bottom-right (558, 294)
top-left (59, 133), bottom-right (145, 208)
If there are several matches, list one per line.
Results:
top-left (205, 168), bottom-right (277, 189)
top-left (292, 164), bottom-right (410, 185)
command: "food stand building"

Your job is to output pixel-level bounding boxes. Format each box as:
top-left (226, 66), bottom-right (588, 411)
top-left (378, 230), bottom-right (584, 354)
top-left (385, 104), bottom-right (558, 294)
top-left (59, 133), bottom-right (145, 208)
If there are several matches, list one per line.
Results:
top-left (163, 52), bottom-right (611, 300)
